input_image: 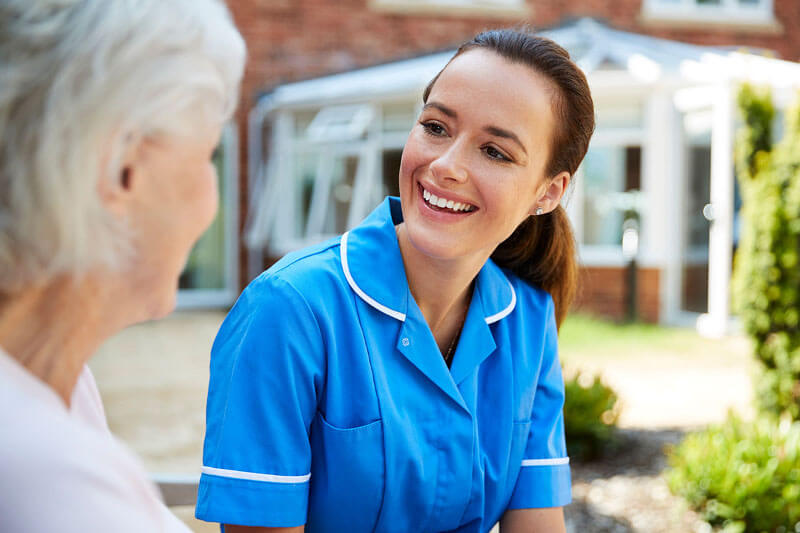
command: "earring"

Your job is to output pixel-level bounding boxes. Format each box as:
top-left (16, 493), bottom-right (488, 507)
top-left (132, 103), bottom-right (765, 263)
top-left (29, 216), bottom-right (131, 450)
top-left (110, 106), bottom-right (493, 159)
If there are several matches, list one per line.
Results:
top-left (535, 207), bottom-right (543, 216)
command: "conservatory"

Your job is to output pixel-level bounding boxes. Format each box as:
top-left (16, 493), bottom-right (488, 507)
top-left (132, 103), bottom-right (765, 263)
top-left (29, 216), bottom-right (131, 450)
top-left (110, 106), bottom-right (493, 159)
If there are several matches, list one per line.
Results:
top-left (244, 18), bottom-right (800, 335)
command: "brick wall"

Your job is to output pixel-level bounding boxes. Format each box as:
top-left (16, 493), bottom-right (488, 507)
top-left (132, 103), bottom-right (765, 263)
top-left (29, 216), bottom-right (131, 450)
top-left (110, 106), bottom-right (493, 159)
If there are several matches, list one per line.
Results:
top-left (575, 266), bottom-right (660, 322)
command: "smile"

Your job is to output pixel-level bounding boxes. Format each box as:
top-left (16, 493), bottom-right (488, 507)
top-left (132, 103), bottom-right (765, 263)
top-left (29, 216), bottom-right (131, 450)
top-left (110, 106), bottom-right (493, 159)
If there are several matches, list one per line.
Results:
top-left (421, 186), bottom-right (476, 213)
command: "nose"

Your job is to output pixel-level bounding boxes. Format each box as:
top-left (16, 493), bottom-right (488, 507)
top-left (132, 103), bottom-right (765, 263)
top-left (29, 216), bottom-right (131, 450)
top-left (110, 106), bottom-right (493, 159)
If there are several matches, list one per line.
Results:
top-left (429, 140), bottom-right (468, 184)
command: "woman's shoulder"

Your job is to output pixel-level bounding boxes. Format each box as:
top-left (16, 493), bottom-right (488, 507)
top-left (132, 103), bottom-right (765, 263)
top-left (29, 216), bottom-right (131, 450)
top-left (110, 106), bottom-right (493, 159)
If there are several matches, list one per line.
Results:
top-left (246, 237), bottom-right (346, 300)
top-left (500, 267), bottom-right (554, 317)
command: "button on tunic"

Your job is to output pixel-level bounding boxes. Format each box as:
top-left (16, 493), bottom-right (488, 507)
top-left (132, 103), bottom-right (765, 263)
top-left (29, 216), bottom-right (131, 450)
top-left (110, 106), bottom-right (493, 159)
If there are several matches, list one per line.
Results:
top-left (195, 197), bottom-right (571, 532)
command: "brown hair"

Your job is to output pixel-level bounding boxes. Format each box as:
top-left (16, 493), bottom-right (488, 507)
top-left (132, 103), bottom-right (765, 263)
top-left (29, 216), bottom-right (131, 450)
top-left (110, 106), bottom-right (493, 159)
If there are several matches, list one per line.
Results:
top-left (423, 29), bottom-right (595, 329)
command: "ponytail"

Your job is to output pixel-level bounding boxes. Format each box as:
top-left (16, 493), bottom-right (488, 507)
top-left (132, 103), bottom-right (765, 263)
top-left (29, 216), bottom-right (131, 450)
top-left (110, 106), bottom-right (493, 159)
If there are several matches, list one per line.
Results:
top-left (491, 206), bottom-right (577, 329)
top-left (426, 29), bottom-right (594, 329)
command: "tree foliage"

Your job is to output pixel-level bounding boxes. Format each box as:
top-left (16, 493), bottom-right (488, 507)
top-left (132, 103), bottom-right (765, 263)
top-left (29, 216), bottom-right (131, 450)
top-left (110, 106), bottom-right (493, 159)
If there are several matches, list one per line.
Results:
top-left (732, 84), bottom-right (800, 420)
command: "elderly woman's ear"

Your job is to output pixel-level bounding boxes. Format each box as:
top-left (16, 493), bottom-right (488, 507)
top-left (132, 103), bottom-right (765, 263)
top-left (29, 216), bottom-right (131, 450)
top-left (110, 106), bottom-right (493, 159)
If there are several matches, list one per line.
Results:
top-left (96, 145), bottom-right (140, 217)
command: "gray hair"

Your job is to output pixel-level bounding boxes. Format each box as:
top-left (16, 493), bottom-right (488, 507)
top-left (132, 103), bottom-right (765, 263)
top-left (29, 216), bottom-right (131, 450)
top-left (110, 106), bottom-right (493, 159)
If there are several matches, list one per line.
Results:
top-left (0, 0), bottom-right (246, 292)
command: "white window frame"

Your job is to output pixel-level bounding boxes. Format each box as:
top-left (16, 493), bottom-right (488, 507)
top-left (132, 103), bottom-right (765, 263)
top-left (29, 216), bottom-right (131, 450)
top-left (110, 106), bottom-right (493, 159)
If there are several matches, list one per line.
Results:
top-left (369, 0), bottom-right (529, 18)
top-left (573, 128), bottom-right (645, 268)
top-left (641, 0), bottom-right (775, 25)
top-left (176, 122), bottom-right (239, 308)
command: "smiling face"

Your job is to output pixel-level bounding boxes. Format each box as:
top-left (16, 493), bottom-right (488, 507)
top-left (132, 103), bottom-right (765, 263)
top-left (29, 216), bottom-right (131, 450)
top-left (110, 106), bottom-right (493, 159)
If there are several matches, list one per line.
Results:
top-left (398, 49), bottom-right (568, 264)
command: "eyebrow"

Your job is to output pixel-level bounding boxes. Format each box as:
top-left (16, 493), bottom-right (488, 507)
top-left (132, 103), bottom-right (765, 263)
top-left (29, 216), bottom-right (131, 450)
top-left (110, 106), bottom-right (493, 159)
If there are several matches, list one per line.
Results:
top-left (485, 126), bottom-right (528, 157)
top-left (423, 101), bottom-right (528, 157)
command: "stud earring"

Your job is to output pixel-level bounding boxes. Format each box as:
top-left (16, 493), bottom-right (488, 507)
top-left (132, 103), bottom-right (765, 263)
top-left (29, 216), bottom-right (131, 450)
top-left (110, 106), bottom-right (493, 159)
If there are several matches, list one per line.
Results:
top-left (535, 207), bottom-right (544, 216)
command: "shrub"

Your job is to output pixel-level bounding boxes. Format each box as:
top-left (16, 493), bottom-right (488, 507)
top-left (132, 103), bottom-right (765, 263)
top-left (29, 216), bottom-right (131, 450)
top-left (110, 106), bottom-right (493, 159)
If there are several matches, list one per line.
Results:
top-left (732, 85), bottom-right (800, 419)
top-left (563, 370), bottom-right (620, 461)
top-left (667, 414), bottom-right (800, 532)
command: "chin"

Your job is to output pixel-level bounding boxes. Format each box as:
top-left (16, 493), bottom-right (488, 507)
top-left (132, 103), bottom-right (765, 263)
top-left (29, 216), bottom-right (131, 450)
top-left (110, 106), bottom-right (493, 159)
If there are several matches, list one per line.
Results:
top-left (403, 220), bottom-right (465, 261)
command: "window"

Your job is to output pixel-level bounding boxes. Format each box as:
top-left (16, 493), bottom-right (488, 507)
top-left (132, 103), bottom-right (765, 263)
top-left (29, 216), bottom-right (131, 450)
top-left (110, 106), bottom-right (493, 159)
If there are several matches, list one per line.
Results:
top-left (261, 101), bottom-right (415, 257)
top-left (369, 0), bottom-right (528, 17)
top-left (642, 0), bottom-right (775, 24)
top-left (580, 146), bottom-right (642, 248)
top-left (176, 123), bottom-right (239, 307)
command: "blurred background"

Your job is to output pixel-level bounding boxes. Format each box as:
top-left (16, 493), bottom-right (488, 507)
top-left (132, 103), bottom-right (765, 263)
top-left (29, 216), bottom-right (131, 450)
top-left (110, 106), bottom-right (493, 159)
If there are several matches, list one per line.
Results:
top-left (89, 1), bottom-right (800, 531)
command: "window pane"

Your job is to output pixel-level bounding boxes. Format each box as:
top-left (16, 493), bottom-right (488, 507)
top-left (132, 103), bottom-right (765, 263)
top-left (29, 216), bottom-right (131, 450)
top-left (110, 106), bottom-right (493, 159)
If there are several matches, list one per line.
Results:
top-left (382, 149), bottom-right (402, 199)
top-left (696, 0), bottom-right (722, 5)
top-left (582, 146), bottom-right (641, 246)
top-left (323, 156), bottom-right (358, 235)
top-left (178, 145), bottom-right (228, 290)
top-left (382, 102), bottom-right (416, 133)
top-left (294, 152), bottom-right (319, 237)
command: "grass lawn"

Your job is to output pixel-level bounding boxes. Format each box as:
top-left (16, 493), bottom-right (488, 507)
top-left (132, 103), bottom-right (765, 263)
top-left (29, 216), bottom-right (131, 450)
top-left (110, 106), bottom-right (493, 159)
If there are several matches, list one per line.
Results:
top-left (559, 314), bottom-right (751, 364)
top-left (556, 314), bottom-right (755, 428)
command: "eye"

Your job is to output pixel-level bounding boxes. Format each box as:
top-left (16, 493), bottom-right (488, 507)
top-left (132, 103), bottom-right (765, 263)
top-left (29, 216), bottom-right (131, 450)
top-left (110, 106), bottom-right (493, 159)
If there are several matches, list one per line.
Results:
top-left (420, 121), bottom-right (447, 137)
top-left (484, 145), bottom-right (512, 162)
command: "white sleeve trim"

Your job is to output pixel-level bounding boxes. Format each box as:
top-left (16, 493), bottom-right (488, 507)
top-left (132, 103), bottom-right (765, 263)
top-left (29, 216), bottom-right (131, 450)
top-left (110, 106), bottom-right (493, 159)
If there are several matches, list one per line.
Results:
top-left (201, 466), bottom-right (311, 483)
top-left (521, 457), bottom-right (570, 467)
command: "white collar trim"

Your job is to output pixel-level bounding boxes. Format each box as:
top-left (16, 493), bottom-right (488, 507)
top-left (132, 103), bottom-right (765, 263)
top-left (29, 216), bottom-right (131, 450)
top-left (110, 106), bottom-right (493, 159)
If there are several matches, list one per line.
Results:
top-left (484, 279), bottom-right (517, 324)
top-left (341, 231), bottom-right (406, 322)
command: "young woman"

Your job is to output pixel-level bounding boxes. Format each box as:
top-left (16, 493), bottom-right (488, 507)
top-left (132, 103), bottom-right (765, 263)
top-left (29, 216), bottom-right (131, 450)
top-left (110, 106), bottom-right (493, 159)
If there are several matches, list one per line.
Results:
top-left (196, 29), bottom-right (594, 533)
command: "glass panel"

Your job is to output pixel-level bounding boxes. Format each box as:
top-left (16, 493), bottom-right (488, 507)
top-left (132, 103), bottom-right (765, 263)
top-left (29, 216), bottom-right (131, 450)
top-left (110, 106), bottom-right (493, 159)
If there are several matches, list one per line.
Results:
top-left (381, 149), bottom-right (402, 199)
top-left (696, 0), bottom-right (722, 5)
top-left (294, 152), bottom-right (319, 237)
top-left (681, 146), bottom-right (711, 313)
top-left (322, 156), bottom-right (358, 235)
top-left (293, 109), bottom-right (318, 139)
top-left (581, 146), bottom-right (641, 246)
top-left (382, 102), bottom-right (416, 133)
top-left (179, 145), bottom-right (228, 290)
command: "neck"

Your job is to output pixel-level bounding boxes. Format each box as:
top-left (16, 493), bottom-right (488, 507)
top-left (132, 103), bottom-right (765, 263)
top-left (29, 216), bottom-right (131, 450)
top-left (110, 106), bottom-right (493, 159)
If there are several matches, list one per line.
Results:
top-left (396, 223), bottom-right (486, 345)
top-left (0, 275), bottom-right (129, 407)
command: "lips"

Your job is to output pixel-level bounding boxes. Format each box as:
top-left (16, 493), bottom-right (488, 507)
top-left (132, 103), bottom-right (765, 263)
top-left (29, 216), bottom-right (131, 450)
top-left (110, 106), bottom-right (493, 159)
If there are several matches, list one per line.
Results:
top-left (420, 184), bottom-right (476, 213)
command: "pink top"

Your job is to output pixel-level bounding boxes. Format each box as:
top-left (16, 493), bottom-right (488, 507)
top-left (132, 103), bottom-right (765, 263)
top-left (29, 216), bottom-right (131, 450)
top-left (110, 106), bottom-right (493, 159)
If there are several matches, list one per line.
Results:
top-left (0, 347), bottom-right (190, 533)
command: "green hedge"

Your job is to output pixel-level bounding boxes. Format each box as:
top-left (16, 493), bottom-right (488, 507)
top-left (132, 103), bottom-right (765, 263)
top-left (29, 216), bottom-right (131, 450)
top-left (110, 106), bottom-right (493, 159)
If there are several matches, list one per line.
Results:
top-left (667, 415), bottom-right (800, 532)
top-left (563, 371), bottom-right (620, 461)
top-left (732, 85), bottom-right (800, 419)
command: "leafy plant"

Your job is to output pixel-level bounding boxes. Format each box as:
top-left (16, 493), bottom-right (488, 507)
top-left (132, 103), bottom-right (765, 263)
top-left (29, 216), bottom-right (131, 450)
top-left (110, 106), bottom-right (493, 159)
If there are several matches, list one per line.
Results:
top-left (667, 414), bottom-right (800, 532)
top-left (732, 85), bottom-right (800, 419)
top-left (563, 370), bottom-right (620, 461)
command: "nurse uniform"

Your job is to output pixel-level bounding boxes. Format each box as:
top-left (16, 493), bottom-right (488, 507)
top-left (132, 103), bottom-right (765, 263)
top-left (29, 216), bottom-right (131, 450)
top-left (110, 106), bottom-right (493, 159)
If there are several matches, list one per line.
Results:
top-left (195, 197), bottom-right (571, 532)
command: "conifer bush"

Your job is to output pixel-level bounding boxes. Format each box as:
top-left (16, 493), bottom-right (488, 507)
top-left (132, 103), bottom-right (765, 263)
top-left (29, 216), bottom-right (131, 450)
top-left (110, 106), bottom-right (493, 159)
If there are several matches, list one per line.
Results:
top-left (732, 85), bottom-right (800, 419)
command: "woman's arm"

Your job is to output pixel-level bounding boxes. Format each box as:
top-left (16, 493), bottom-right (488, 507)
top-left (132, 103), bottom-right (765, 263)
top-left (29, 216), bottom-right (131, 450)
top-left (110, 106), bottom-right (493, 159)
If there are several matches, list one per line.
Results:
top-left (224, 526), bottom-right (304, 533)
top-left (499, 507), bottom-right (566, 533)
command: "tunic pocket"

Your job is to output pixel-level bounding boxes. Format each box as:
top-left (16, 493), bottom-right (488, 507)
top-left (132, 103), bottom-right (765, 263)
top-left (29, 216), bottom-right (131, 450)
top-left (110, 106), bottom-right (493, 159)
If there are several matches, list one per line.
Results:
top-left (307, 412), bottom-right (385, 532)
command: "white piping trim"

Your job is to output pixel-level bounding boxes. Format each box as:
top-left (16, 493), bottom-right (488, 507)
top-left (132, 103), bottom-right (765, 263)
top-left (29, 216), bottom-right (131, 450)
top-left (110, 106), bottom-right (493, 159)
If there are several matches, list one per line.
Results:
top-left (341, 231), bottom-right (406, 322)
top-left (201, 466), bottom-right (311, 483)
top-left (521, 457), bottom-right (570, 467)
top-left (484, 279), bottom-right (517, 324)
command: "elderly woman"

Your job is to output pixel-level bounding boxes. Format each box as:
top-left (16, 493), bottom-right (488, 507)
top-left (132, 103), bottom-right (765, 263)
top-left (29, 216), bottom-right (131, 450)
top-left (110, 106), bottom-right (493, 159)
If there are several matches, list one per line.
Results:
top-left (0, 1), bottom-right (245, 531)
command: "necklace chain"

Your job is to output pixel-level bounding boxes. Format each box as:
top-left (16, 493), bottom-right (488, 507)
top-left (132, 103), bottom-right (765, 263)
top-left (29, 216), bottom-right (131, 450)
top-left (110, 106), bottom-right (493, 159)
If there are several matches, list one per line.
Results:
top-left (443, 304), bottom-right (468, 367)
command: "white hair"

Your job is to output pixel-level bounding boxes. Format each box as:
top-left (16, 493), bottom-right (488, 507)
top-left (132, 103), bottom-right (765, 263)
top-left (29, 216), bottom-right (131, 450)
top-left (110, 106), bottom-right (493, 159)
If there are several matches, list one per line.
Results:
top-left (0, 0), bottom-right (246, 292)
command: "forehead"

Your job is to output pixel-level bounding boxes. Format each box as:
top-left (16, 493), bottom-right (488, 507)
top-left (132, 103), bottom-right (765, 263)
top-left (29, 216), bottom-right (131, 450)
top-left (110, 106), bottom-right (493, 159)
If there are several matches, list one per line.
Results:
top-left (428, 49), bottom-right (556, 147)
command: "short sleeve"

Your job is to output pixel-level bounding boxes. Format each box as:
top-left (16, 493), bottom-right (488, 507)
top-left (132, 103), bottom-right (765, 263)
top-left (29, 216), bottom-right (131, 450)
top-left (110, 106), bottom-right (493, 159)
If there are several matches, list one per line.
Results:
top-left (506, 298), bottom-right (571, 509)
top-left (195, 274), bottom-right (325, 527)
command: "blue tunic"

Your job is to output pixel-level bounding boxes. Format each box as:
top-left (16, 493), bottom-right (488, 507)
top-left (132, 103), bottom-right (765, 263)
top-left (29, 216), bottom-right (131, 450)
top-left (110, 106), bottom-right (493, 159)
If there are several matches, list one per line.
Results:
top-left (195, 197), bottom-right (571, 532)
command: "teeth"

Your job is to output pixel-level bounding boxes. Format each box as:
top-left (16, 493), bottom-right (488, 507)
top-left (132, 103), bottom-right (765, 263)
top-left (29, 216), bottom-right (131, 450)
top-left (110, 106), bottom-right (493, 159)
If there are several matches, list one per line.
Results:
top-left (421, 186), bottom-right (474, 213)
